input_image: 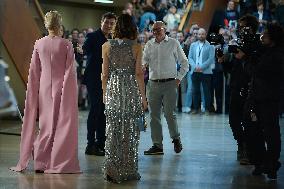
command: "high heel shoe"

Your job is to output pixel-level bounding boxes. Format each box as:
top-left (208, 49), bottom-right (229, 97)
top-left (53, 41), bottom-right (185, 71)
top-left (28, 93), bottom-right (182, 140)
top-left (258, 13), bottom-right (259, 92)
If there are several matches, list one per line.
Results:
top-left (35, 170), bottom-right (44, 173)
top-left (106, 175), bottom-right (121, 183)
top-left (106, 175), bottom-right (114, 182)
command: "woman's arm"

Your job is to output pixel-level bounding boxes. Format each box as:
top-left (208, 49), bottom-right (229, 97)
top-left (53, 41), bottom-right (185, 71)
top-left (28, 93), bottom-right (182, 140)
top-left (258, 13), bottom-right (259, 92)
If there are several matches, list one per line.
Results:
top-left (135, 44), bottom-right (148, 110)
top-left (101, 42), bottom-right (110, 103)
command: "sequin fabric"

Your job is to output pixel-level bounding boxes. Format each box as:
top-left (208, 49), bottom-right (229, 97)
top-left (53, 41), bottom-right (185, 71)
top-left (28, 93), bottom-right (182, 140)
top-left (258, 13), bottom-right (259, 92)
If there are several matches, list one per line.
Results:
top-left (103, 39), bottom-right (143, 183)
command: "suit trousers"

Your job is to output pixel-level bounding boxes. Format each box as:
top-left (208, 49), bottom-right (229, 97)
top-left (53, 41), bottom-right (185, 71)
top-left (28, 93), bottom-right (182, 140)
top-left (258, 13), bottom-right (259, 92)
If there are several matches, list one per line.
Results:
top-left (148, 80), bottom-right (180, 149)
top-left (211, 70), bottom-right (224, 113)
top-left (228, 91), bottom-right (246, 145)
top-left (86, 82), bottom-right (106, 149)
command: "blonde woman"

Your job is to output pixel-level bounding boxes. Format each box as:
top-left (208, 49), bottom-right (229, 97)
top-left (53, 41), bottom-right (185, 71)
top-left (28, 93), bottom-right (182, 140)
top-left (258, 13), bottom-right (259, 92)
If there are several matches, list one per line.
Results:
top-left (10, 11), bottom-right (80, 173)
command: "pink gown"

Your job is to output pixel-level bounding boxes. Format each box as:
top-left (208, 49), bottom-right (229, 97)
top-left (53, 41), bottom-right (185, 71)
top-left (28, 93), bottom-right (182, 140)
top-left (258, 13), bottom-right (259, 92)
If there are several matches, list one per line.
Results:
top-left (10, 36), bottom-right (81, 173)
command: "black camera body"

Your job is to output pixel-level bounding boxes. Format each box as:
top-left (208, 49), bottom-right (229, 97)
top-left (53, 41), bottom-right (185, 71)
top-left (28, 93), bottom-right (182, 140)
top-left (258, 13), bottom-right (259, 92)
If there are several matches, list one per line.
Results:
top-left (208, 33), bottom-right (225, 57)
top-left (228, 26), bottom-right (260, 55)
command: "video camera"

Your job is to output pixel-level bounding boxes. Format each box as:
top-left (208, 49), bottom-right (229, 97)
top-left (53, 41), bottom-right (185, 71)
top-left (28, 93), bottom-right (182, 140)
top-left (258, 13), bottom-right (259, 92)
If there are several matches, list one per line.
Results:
top-left (228, 26), bottom-right (260, 55)
top-left (208, 33), bottom-right (225, 57)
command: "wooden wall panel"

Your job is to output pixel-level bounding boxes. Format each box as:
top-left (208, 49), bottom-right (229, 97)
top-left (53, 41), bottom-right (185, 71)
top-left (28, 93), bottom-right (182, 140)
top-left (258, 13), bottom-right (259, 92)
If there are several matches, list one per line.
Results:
top-left (0, 0), bottom-right (42, 85)
top-left (188, 0), bottom-right (227, 31)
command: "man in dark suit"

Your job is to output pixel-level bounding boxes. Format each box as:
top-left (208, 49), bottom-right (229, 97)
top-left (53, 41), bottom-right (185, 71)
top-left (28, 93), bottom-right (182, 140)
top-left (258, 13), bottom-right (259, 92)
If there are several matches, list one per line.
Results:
top-left (83, 12), bottom-right (116, 156)
top-left (253, 1), bottom-right (271, 33)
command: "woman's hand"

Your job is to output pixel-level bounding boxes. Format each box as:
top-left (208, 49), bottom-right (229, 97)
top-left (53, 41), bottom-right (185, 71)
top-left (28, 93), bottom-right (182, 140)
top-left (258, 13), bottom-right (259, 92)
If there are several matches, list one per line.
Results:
top-left (103, 93), bottom-right (106, 104)
top-left (142, 99), bottom-right (148, 111)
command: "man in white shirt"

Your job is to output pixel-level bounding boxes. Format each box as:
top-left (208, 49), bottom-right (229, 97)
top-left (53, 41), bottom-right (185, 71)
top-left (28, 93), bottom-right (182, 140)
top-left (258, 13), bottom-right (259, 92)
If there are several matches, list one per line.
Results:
top-left (188, 28), bottom-right (215, 114)
top-left (142, 21), bottom-right (189, 155)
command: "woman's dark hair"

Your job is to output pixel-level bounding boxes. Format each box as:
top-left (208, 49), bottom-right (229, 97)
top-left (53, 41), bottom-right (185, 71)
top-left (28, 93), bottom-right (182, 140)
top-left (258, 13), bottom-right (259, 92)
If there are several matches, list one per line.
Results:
top-left (113, 14), bottom-right (138, 40)
top-left (256, 0), bottom-right (264, 7)
top-left (61, 25), bottom-right (66, 37)
top-left (265, 23), bottom-right (284, 47)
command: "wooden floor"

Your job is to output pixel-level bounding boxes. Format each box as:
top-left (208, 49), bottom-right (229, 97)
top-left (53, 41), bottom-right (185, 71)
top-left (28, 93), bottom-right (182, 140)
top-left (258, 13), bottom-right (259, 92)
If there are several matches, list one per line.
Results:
top-left (0, 111), bottom-right (283, 189)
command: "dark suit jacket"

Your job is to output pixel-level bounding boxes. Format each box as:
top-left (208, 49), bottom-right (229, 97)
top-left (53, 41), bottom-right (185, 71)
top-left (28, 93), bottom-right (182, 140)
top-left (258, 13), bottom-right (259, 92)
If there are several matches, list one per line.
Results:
top-left (253, 11), bottom-right (271, 22)
top-left (82, 28), bottom-right (107, 86)
top-left (253, 11), bottom-right (271, 32)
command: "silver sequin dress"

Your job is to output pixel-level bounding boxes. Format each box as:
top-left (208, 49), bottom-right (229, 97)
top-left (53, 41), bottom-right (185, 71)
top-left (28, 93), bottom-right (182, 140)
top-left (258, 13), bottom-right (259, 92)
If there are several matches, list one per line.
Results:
top-left (103, 39), bottom-right (143, 183)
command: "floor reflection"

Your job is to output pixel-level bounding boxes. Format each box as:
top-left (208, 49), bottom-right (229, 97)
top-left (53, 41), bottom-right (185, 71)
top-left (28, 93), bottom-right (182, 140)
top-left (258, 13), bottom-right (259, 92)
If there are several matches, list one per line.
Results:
top-left (17, 174), bottom-right (80, 189)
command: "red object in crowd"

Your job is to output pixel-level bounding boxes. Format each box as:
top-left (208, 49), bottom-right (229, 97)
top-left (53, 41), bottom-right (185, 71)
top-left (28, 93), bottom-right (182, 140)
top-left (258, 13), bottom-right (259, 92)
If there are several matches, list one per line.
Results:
top-left (224, 19), bottom-right (229, 27)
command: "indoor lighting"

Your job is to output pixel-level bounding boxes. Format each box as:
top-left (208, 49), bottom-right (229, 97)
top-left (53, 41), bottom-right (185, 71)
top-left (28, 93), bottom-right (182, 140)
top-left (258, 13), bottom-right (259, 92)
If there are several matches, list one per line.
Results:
top-left (94, 0), bottom-right (113, 3)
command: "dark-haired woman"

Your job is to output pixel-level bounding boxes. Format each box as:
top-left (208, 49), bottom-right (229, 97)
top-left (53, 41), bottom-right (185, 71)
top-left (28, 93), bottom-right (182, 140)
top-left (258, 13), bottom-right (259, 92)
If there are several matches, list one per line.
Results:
top-left (249, 23), bottom-right (284, 180)
top-left (101, 14), bottom-right (147, 183)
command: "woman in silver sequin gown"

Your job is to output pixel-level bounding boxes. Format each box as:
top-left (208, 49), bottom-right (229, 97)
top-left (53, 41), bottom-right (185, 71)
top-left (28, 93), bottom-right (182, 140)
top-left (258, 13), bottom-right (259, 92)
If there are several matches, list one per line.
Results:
top-left (101, 14), bottom-right (147, 183)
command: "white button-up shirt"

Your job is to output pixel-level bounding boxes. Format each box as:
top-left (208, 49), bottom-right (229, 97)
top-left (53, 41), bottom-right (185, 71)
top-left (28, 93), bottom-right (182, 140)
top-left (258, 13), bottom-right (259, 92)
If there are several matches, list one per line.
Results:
top-left (195, 41), bottom-right (205, 67)
top-left (258, 11), bottom-right (263, 21)
top-left (142, 35), bottom-right (189, 81)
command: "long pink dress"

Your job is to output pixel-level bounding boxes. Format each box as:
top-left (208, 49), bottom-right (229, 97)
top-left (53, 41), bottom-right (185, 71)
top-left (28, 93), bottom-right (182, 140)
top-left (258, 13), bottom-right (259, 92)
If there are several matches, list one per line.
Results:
top-left (10, 36), bottom-right (81, 173)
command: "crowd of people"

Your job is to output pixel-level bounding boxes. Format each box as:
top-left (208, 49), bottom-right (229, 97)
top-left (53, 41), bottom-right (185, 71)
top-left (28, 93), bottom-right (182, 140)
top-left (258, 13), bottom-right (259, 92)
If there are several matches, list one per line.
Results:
top-left (4, 0), bottom-right (284, 184)
top-left (59, 0), bottom-right (284, 116)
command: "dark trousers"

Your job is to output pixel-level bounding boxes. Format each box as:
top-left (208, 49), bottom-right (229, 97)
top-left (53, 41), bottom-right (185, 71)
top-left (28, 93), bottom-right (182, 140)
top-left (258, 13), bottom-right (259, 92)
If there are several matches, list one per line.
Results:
top-left (192, 72), bottom-right (211, 111)
top-left (224, 74), bottom-right (231, 114)
top-left (86, 82), bottom-right (106, 149)
top-left (229, 92), bottom-right (246, 145)
top-left (211, 70), bottom-right (224, 113)
top-left (248, 102), bottom-right (281, 170)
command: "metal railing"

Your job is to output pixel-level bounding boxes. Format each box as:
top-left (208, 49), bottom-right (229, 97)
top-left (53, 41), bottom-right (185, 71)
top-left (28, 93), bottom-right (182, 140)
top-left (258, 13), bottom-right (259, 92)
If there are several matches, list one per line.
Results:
top-left (178, 0), bottom-right (193, 31)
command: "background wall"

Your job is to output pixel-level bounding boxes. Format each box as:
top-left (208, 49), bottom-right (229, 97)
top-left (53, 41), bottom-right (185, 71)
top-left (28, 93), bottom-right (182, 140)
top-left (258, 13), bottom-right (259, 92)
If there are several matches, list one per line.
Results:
top-left (40, 2), bottom-right (120, 31)
top-left (0, 40), bottom-right (26, 111)
top-left (0, 0), bottom-right (122, 113)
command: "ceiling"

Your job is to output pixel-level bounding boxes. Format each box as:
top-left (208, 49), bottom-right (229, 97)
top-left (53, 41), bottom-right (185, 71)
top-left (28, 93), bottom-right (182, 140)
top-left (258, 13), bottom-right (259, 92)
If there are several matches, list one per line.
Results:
top-left (53, 0), bottom-right (129, 8)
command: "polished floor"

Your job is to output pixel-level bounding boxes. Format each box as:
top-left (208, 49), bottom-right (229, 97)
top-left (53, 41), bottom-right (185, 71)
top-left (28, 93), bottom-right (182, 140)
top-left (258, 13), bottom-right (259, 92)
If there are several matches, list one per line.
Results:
top-left (0, 111), bottom-right (284, 189)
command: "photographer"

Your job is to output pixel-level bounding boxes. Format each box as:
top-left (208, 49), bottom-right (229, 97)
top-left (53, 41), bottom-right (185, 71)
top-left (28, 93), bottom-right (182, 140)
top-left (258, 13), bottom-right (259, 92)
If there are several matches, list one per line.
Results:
top-left (208, 31), bottom-right (227, 114)
top-left (222, 14), bottom-right (260, 165)
top-left (247, 23), bottom-right (284, 180)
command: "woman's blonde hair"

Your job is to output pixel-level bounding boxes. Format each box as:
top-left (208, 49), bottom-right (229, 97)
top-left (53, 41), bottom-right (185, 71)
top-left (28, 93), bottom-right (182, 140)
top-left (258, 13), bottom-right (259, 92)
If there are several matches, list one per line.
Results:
top-left (44, 11), bottom-right (62, 31)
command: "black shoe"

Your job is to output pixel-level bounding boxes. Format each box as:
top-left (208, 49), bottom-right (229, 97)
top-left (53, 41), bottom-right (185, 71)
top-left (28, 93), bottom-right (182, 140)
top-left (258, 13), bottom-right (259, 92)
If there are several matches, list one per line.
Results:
top-left (239, 143), bottom-right (251, 165)
top-left (267, 171), bottom-right (277, 180)
top-left (240, 156), bottom-right (251, 165)
top-left (252, 166), bottom-right (264, 176)
top-left (266, 162), bottom-right (281, 180)
top-left (85, 145), bottom-right (105, 156)
top-left (106, 175), bottom-right (115, 183)
top-left (172, 138), bottom-right (182, 153)
top-left (144, 145), bottom-right (164, 155)
top-left (191, 110), bottom-right (198, 114)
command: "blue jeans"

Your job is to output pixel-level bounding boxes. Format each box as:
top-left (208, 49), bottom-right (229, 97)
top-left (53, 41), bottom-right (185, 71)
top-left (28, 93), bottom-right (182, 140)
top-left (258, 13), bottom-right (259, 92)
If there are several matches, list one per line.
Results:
top-left (184, 73), bottom-right (205, 109)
